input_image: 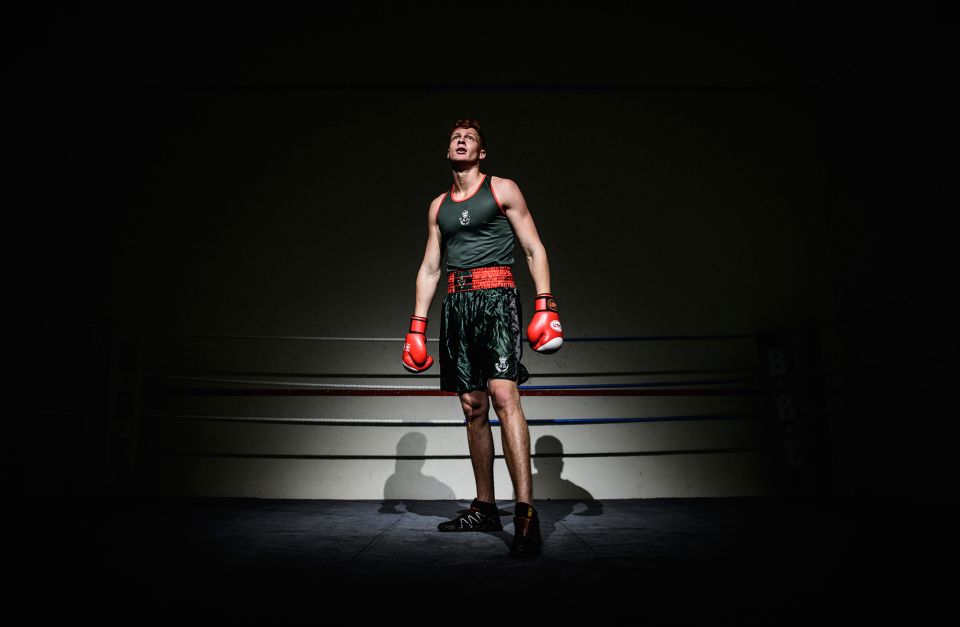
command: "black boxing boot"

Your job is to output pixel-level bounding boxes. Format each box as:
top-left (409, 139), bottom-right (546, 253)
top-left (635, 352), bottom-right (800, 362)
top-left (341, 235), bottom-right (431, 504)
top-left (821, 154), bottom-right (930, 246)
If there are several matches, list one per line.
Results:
top-left (510, 502), bottom-right (541, 558)
top-left (438, 498), bottom-right (503, 532)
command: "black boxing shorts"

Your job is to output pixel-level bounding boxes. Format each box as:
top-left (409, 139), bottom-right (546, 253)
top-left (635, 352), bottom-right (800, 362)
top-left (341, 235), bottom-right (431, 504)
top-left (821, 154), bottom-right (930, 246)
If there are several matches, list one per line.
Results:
top-left (439, 266), bottom-right (531, 394)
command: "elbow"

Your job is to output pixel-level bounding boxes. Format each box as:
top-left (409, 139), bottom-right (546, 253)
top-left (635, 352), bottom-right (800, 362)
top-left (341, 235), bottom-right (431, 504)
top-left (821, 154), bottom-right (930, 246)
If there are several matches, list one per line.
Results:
top-left (524, 244), bottom-right (547, 262)
top-left (420, 264), bottom-right (442, 281)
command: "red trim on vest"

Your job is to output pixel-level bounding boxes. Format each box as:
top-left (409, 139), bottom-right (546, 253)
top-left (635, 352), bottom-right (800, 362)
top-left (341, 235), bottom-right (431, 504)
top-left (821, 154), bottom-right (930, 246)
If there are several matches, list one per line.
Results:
top-left (430, 195), bottom-right (442, 227)
top-left (489, 176), bottom-right (507, 217)
top-left (448, 173), bottom-right (488, 203)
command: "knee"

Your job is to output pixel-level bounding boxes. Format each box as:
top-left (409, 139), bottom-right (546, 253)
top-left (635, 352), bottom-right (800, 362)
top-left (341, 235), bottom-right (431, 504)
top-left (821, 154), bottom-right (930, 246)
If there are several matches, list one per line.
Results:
top-left (460, 396), bottom-right (488, 422)
top-left (488, 385), bottom-right (519, 414)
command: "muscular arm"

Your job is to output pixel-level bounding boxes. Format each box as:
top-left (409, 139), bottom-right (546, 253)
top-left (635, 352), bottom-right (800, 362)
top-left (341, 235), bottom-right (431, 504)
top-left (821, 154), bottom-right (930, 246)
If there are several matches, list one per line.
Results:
top-left (494, 177), bottom-right (551, 294)
top-left (414, 194), bottom-right (445, 318)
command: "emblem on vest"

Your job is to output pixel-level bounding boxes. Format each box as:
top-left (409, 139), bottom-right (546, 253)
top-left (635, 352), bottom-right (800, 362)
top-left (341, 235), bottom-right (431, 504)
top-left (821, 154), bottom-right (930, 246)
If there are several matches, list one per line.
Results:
top-left (458, 209), bottom-right (471, 226)
top-left (495, 355), bottom-right (508, 373)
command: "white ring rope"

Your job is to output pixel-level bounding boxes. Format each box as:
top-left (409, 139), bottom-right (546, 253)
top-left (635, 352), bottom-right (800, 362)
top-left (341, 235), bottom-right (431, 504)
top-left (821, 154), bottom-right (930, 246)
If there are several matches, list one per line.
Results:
top-left (143, 413), bottom-right (465, 424)
top-left (145, 332), bottom-right (427, 342)
top-left (147, 373), bottom-right (440, 390)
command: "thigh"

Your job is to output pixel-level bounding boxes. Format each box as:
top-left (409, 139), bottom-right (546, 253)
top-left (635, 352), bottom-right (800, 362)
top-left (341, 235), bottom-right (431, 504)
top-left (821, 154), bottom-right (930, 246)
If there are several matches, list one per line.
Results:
top-left (480, 288), bottom-right (528, 385)
top-left (440, 293), bottom-right (468, 390)
top-left (441, 291), bottom-right (485, 393)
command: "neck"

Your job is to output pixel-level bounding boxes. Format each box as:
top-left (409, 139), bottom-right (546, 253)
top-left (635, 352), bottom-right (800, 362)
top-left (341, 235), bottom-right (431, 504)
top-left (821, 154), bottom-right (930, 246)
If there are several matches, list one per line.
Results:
top-left (450, 166), bottom-right (483, 196)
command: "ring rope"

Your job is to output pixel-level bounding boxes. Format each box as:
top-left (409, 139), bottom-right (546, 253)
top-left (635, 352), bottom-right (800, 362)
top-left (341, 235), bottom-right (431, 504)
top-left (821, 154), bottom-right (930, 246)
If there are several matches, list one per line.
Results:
top-left (142, 412), bottom-right (761, 426)
top-left (139, 332), bottom-right (755, 343)
top-left (144, 373), bottom-right (756, 390)
top-left (146, 375), bottom-right (442, 390)
top-left (147, 387), bottom-right (762, 397)
top-left (144, 367), bottom-right (757, 379)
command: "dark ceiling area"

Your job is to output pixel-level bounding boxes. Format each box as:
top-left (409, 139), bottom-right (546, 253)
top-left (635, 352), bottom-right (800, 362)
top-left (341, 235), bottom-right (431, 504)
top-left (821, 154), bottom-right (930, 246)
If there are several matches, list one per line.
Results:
top-left (5, 2), bottom-right (952, 91)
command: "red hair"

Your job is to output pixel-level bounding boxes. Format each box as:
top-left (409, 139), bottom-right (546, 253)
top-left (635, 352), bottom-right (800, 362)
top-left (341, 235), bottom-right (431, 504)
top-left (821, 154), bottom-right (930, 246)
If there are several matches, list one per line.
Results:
top-left (449, 119), bottom-right (486, 151)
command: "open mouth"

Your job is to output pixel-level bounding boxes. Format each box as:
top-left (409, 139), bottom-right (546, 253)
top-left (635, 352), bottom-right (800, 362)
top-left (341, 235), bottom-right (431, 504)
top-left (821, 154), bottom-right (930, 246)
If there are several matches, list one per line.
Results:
top-left (456, 148), bottom-right (467, 154)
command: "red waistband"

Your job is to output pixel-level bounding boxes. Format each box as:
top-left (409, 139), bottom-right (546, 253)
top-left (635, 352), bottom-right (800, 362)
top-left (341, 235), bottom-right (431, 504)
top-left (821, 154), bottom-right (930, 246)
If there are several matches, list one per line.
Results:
top-left (446, 266), bottom-right (515, 293)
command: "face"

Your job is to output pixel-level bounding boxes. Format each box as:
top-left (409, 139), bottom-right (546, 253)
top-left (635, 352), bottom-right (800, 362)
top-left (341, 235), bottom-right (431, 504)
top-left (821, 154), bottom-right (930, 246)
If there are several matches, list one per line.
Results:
top-left (447, 127), bottom-right (486, 163)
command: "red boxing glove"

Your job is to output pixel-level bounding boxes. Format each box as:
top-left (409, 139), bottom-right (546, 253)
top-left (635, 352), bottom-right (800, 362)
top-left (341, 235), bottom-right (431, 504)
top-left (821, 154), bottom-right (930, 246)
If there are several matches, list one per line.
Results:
top-left (527, 293), bottom-right (564, 354)
top-left (402, 315), bottom-right (434, 373)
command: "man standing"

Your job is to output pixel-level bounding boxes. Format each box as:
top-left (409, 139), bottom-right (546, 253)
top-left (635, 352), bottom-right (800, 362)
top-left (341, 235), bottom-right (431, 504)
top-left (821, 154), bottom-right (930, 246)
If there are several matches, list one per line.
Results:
top-left (402, 119), bottom-right (563, 558)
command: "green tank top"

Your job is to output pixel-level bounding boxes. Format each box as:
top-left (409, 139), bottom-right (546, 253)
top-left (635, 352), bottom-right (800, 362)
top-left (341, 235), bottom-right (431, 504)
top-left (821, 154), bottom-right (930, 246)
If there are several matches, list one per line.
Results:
top-left (437, 173), bottom-right (517, 272)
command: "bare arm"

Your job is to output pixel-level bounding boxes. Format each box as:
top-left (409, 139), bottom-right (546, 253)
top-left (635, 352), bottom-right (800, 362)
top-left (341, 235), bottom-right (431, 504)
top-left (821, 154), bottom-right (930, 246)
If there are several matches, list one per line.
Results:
top-left (494, 177), bottom-right (551, 294)
top-left (414, 194), bottom-right (445, 318)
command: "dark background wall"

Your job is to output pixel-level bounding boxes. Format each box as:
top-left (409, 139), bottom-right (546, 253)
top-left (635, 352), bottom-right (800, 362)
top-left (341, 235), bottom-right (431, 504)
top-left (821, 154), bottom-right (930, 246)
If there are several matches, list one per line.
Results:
top-left (4, 3), bottom-right (955, 501)
top-left (813, 25), bottom-right (958, 500)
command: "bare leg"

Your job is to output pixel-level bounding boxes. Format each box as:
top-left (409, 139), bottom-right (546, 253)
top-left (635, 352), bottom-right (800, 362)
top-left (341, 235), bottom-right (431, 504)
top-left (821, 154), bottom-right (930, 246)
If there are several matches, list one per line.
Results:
top-left (486, 379), bottom-right (532, 504)
top-left (460, 390), bottom-right (495, 503)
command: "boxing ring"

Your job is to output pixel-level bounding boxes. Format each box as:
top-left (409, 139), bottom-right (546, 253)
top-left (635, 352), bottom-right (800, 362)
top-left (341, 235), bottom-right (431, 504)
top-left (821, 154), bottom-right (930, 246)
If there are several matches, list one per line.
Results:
top-left (3, 295), bottom-right (841, 503)
top-left (119, 322), bottom-right (833, 502)
top-left (9, 299), bottom-right (945, 622)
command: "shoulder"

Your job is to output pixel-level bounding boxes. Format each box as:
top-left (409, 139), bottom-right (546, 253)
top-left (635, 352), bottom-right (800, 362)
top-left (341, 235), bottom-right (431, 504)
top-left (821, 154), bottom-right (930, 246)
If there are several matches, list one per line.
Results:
top-left (429, 191), bottom-right (448, 211)
top-left (490, 175), bottom-right (520, 195)
top-left (427, 192), bottom-right (446, 223)
top-left (490, 175), bottom-right (526, 211)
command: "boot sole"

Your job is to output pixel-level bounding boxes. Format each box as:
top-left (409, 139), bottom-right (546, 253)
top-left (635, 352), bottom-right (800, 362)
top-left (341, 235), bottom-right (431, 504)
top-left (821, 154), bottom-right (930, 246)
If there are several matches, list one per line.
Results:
top-left (438, 524), bottom-right (503, 532)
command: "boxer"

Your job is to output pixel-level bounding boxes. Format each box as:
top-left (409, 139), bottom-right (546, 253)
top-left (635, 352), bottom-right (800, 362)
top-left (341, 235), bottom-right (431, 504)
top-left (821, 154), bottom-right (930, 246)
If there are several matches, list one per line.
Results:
top-left (402, 119), bottom-right (563, 557)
